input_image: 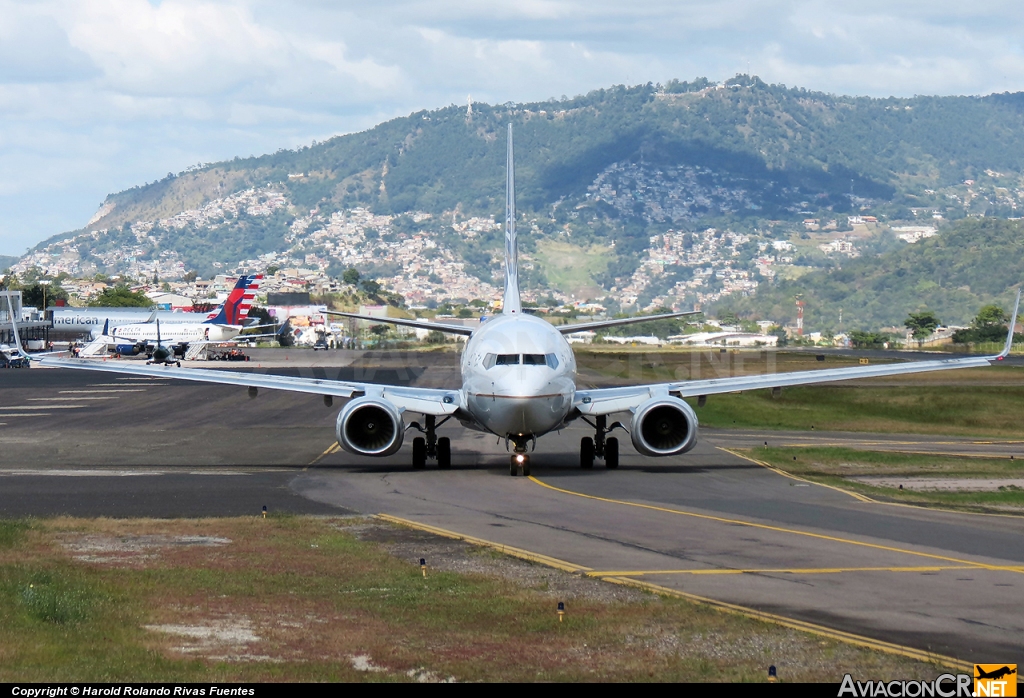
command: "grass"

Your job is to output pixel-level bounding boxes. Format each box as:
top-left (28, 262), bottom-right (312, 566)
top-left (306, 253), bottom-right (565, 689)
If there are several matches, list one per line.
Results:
top-left (693, 385), bottom-right (1024, 437)
top-left (742, 447), bottom-right (1024, 513)
top-left (534, 240), bottom-right (613, 299)
top-left (574, 350), bottom-right (1024, 437)
top-left (0, 516), bottom-right (949, 682)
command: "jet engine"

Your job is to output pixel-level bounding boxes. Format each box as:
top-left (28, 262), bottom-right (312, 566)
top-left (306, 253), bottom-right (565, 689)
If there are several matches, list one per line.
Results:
top-left (630, 396), bottom-right (698, 457)
top-left (336, 397), bottom-right (405, 457)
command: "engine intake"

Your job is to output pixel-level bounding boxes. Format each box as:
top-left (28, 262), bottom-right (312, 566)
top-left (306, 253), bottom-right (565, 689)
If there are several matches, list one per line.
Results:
top-left (630, 397), bottom-right (698, 457)
top-left (336, 397), bottom-right (404, 456)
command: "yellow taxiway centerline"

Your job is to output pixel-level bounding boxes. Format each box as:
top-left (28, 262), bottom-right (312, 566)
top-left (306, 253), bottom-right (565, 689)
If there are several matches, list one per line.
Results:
top-left (719, 447), bottom-right (875, 502)
top-left (306, 442), bottom-right (341, 468)
top-left (584, 565), bottom-right (1014, 577)
top-left (376, 512), bottom-right (971, 672)
top-left (526, 476), bottom-right (1021, 574)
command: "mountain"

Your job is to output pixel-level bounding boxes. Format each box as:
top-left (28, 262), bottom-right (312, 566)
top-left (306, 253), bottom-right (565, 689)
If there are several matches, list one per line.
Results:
top-left (15, 76), bottom-right (1024, 308)
top-left (0, 255), bottom-right (18, 273)
top-left (723, 218), bottom-right (1024, 330)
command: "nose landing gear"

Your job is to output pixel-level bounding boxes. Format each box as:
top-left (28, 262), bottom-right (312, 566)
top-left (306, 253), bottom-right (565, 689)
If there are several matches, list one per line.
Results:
top-left (408, 415), bottom-right (452, 469)
top-left (508, 434), bottom-right (532, 477)
top-left (510, 453), bottom-right (531, 477)
top-left (580, 414), bottom-right (625, 470)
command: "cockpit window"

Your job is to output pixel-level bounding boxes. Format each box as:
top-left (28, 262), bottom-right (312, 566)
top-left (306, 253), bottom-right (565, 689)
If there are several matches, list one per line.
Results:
top-left (484, 353), bottom-right (560, 369)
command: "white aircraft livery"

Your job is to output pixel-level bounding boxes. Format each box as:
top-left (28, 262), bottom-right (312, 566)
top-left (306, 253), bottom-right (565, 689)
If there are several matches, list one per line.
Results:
top-left (43, 125), bottom-right (1021, 476)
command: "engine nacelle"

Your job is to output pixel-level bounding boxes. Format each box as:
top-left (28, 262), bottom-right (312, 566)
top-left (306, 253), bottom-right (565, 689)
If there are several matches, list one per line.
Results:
top-left (630, 396), bottom-right (699, 457)
top-left (336, 397), bottom-right (405, 457)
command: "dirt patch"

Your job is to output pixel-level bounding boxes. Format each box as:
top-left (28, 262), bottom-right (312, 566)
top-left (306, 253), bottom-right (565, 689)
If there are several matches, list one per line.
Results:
top-left (58, 533), bottom-right (231, 565)
top-left (337, 519), bottom-right (651, 604)
top-left (851, 477), bottom-right (1024, 491)
top-left (145, 617), bottom-right (277, 662)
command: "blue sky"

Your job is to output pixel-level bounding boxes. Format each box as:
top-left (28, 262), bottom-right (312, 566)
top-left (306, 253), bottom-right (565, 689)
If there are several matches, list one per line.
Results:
top-left (2, 0), bottom-right (1023, 256)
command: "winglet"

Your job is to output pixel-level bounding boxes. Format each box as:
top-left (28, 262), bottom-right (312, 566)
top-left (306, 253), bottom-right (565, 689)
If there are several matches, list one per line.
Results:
top-left (4, 293), bottom-right (25, 356)
top-left (998, 289), bottom-right (1021, 359)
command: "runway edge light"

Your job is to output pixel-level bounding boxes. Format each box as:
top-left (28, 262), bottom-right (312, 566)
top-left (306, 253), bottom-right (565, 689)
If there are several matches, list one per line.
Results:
top-left (768, 665), bottom-right (778, 683)
top-left (420, 558), bottom-right (427, 577)
top-left (557, 601), bottom-right (565, 622)
top-left (262, 505), bottom-right (267, 519)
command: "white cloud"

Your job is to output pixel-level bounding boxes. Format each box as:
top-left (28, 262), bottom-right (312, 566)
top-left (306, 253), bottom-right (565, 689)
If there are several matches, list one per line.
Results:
top-left (1, 0), bottom-right (1023, 253)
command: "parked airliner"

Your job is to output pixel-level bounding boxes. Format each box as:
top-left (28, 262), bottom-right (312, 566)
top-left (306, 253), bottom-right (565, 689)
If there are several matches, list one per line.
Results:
top-left (43, 126), bottom-right (1021, 476)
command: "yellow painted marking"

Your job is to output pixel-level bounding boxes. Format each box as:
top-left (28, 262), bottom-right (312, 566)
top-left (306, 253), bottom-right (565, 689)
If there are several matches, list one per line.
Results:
top-left (526, 476), bottom-right (1022, 574)
top-left (727, 446), bottom-right (1024, 520)
top-left (586, 565), bottom-right (1002, 577)
top-left (376, 514), bottom-right (590, 574)
top-left (375, 513), bottom-right (969, 671)
top-left (720, 447), bottom-right (875, 502)
top-left (600, 576), bottom-right (972, 672)
top-left (306, 442), bottom-right (341, 467)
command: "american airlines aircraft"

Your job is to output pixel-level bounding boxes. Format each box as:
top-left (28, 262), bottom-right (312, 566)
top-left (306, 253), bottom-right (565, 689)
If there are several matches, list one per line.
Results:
top-left (42, 125), bottom-right (1021, 476)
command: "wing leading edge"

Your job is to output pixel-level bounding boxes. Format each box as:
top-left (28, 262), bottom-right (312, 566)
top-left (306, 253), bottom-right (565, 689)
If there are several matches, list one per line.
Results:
top-left (38, 357), bottom-right (461, 416)
top-left (576, 290), bottom-right (1021, 417)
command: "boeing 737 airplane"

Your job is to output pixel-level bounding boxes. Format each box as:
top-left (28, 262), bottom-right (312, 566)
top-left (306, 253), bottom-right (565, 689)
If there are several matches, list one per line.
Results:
top-left (42, 126), bottom-right (1021, 476)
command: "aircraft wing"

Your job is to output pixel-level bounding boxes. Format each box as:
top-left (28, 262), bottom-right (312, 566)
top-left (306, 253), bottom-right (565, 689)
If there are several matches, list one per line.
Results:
top-left (575, 291), bottom-right (1020, 417)
top-left (38, 358), bottom-right (461, 416)
top-left (323, 310), bottom-right (473, 336)
top-left (556, 311), bottom-right (701, 334)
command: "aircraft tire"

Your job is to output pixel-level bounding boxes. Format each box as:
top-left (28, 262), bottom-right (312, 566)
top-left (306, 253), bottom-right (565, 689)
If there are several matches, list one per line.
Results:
top-left (509, 456), bottom-right (518, 476)
top-left (605, 437), bottom-right (619, 469)
top-left (580, 437), bottom-right (595, 469)
top-left (521, 455), bottom-right (531, 477)
top-left (412, 437), bottom-right (426, 469)
top-left (437, 437), bottom-right (451, 469)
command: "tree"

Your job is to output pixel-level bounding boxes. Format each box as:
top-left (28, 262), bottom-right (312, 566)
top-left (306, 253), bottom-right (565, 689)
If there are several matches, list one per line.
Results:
top-left (849, 330), bottom-right (892, 348)
top-left (360, 279), bottom-right (381, 295)
top-left (88, 285), bottom-right (152, 307)
top-left (20, 282), bottom-right (69, 310)
top-left (343, 268), bottom-right (361, 286)
top-left (904, 310), bottom-right (941, 339)
top-left (183, 270), bottom-right (198, 283)
top-left (953, 304), bottom-right (1009, 343)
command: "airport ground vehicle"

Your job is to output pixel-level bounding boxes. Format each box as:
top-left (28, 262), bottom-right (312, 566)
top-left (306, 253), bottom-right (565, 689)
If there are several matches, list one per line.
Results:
top-left (42, 126), bottom-right (1021, 477)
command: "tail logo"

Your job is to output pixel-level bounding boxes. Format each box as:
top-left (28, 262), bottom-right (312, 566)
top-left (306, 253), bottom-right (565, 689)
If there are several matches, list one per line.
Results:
top-left (206, 274), bottom-right (261, 325)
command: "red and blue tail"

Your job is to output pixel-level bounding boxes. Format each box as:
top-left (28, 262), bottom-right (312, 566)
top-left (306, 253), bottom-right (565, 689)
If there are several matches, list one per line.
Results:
top-left (205, 274), bottom-right (262, 326)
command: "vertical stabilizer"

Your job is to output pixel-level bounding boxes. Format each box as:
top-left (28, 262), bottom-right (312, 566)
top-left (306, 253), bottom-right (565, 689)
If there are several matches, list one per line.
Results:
top-left (502, 124), bottom-right (522, 315)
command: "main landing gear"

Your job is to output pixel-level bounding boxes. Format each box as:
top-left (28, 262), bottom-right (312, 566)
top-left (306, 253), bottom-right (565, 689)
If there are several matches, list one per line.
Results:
top-left (579, 414), bottom-right (624, 470)
top-left (409, 415), bottom-right (452, 470)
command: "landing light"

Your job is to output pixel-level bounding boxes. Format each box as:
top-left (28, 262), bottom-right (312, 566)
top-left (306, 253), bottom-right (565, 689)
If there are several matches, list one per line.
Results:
top-left (516, 454), bottom-right (525, 464)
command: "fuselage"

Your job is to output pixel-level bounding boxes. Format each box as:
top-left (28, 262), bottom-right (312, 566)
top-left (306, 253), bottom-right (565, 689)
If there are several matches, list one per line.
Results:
top-left (460, 313), bottom-right (577, 439)
top-left (111, 322), bottom-right (240, 345)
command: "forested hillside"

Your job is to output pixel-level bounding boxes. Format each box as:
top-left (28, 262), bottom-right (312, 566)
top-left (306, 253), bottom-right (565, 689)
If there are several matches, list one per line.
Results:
top-left (18, 76), bottom-right (1024, 318)
top-left (725, 218), bottom-right (1024, 330)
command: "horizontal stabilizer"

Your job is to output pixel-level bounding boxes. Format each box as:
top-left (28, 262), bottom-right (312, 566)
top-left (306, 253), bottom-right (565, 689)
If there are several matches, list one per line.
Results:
top-left (557, 311), bottom-right (701, 335)
top-left (323, 310), bottom-right (473, 336)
